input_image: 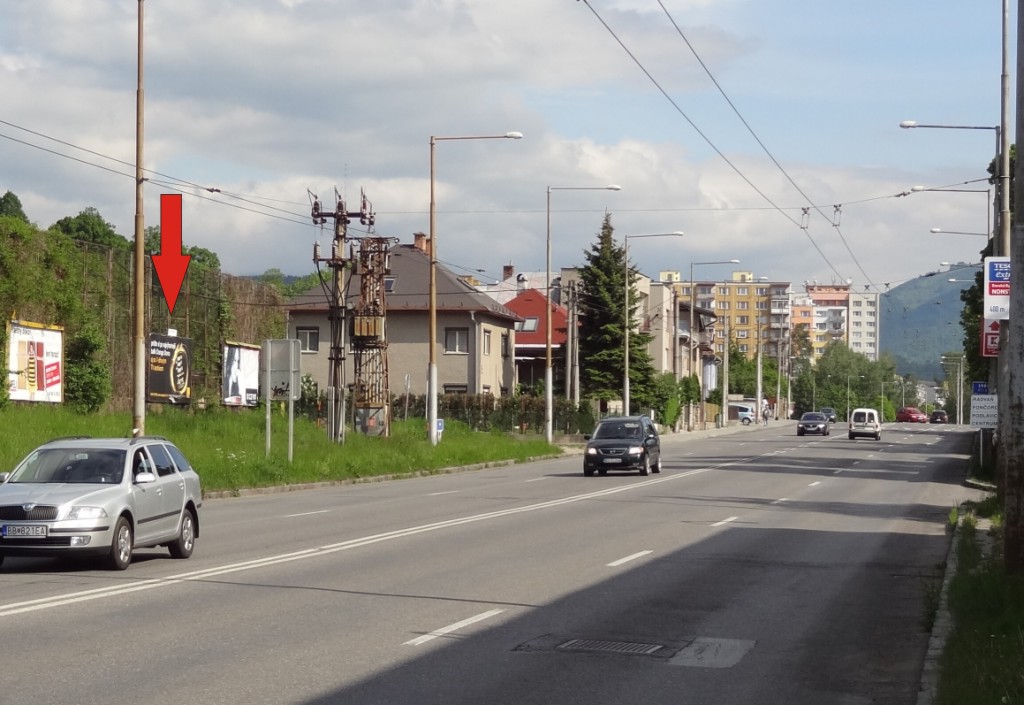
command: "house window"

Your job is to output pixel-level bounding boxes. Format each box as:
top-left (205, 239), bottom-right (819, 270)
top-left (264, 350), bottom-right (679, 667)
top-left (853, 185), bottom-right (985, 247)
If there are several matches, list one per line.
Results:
top-left (296, 327), bottom-right (320, 352)
top-left (515, 317), bottom-right (538, 332)
top-left (501, 332), bottom-right (510, 358)
top-left (736, 301), bottom-right (749, 310)
top-left (384, 277), bottom-right (396, 292)
top-left (718, 301), bottom-right (730, 310)
top-left (737, 315), bottom-right (749, 325)
top-left (718, 287), bottom-right (728, 296)
top-left (445, 328), bottom-right (469, 354)
top-left (739, 344), bottom-right (749, 353)
top-left (737, 287), bottom-right (749, 296)
top-left (483, 330), bottom-right (492, 355)
top-left (736, 330), bottom-right (748, 339)
top-left (443, 384), bottom-right (468, 394)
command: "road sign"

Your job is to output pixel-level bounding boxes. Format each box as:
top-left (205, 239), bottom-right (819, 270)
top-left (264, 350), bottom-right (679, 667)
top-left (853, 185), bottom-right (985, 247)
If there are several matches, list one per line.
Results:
top-left (972, 381), bottom-right (989, 394)
top-left (970, 394), bottom-right (998, 429)
top-left (981, 319), bottom-right (1001, 358)
top-left (984, 256), bottom-right (1010, 320)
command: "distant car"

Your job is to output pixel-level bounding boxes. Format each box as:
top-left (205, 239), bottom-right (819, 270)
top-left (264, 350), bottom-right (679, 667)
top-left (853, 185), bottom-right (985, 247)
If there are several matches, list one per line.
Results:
top-left (929, 410), bottom-right (949, 424)
top-left (728, 402), bottom-right (757, 425)
top-left (0, 436), bottom-right (202, 570)
top-left (819, 407), bottom-right (837, 424)
top-left (797, 412), bottom-right (830, 436)
top-left (896, 407), bottom-right (928, 423)
top-left (583, 415), bottom-right (661, 476)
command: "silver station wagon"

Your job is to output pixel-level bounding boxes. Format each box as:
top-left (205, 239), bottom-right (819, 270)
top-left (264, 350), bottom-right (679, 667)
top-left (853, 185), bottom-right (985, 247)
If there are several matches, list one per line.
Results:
top-left (0, 436), bottom-right (202, 570)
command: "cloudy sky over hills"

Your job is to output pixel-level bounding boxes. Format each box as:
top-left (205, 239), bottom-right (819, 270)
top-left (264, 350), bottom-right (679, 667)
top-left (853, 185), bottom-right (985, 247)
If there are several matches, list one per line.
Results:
top-left (0, 1), bottom-right (1009, 292)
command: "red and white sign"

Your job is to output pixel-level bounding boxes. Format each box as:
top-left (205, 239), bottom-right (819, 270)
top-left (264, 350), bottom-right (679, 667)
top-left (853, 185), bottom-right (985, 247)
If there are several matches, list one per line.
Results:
top-left (982, 319), bottom-right (1001, 358)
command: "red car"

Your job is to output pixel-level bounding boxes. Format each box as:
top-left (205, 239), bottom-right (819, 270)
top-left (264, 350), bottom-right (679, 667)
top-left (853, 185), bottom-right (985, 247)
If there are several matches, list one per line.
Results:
top-left (896, 407), bottom-right (928, 423)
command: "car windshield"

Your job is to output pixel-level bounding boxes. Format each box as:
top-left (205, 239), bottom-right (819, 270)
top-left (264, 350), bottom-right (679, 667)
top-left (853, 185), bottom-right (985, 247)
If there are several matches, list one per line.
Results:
top-left (7, 448), bottom-right (127, 484)
top-left (801, 413), bottom-right (825, 421)
top-left (592, 421), bottom-right (643, 440)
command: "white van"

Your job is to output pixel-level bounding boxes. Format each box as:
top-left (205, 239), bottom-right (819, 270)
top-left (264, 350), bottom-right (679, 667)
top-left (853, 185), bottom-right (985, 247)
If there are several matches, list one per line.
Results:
top-left (848, 407), bottom-right (882, 440)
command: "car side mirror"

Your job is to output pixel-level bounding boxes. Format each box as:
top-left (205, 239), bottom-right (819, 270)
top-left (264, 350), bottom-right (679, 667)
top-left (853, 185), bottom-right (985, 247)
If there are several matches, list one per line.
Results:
top-left (0, 472), bottom-right (8, 483)
top-left (134, 471), bottom-right (157, 484)
top-left (583, 435), bottom-right (591, 441)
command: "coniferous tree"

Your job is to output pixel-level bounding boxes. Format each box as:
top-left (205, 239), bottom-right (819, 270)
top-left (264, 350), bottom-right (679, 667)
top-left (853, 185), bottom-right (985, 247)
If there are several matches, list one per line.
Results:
top-left (577, 214), bottom-right (657, 412)
top-left (0, 190), bottom-right (29, 223)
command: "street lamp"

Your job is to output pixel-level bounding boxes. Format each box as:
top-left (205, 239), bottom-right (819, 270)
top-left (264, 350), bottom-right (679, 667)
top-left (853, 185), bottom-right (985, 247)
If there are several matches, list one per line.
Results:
top-left (846, 374), bottom-right (864, 422)
top-left (688, 259), bottom-right (739, 430)
top-left (940, 355), bottom-right (965, 425)
top-left (931, 228), bottom-right (989, 237)
top-left (623, 231), bottom-right (685, 415)
top-left (545, 184), bottom-right (621, 443)
top-left (428, 131), bottom-right (522, 445)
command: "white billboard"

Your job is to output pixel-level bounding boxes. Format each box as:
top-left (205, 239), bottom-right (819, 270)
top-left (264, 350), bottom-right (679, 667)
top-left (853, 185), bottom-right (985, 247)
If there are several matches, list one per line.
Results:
top-left (222, 342), bottom-right (261, 407)
top-left (6, 320), bottom-right (64, 403)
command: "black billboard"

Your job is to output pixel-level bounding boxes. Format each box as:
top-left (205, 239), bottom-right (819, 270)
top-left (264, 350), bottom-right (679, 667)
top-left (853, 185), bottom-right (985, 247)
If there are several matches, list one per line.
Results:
top-left (147, 334), bottom-right (192, 405)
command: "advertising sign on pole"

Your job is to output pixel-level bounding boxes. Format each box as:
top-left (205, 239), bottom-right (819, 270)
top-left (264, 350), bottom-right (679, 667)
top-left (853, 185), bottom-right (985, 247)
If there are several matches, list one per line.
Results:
top-left (983, 256), bottom-right (1011, 320)
top-left (6, 320), bottom-right (64, 403)
top-left (147, 334), bottom-right (192, 405)
top-left (261, 339), bottom-right (300, 462)
top-left (222, 342), bottom-right (261, 407)
top-left (981, 319), bottom-right (1001, 358)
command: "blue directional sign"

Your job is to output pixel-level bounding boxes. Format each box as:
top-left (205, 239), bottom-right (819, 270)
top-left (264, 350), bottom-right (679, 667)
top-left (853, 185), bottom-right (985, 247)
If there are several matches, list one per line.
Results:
top-left (972, 381), bottom-right (989, 394)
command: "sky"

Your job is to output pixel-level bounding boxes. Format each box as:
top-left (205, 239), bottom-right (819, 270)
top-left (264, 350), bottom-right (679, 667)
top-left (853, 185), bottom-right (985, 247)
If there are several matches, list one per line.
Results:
top-left (0, 1), bottom-right (1013, 294)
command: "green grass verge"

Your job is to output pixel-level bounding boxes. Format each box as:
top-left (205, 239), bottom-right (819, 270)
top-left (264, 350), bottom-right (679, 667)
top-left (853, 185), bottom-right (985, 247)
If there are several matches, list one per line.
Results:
top-left (937, 502), bottom-right (1024, 704)
top-left (0, 405), bottom-right (560, 494)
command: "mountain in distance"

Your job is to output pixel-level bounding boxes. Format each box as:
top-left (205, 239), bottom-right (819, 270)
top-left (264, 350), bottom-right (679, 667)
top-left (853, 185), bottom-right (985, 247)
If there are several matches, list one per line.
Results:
top-left (878, 262), bottom-right (978, 381)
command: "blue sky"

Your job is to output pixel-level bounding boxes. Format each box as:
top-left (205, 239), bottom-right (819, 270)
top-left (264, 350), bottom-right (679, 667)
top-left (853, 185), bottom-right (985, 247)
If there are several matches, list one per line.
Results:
top-left (0, 1), bottom-right (1013, 292)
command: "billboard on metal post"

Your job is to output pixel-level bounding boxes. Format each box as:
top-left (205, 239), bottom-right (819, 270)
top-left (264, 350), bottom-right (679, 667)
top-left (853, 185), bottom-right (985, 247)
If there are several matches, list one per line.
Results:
top-left (148, 334), bottom-right (192, 405)
top-left (6, 320), bottom-right (64, 403)
top-left (222, 342), bottom-right (261, 407)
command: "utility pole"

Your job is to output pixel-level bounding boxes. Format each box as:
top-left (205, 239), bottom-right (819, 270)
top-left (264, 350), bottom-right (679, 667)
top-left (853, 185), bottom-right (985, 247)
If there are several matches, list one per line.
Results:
top-left (310, 189), bottom-right (375, 443)
top-left (132, 0), bottom-right (146, 436)
top-left (351, 233), bottom-right (396, 437)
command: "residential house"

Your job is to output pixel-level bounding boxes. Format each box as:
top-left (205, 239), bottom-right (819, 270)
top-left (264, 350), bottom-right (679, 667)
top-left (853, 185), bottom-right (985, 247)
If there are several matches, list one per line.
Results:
top-left (502, 288), bottom-right (568, 394)
top-left (286, 233), bottom-right (519, 400)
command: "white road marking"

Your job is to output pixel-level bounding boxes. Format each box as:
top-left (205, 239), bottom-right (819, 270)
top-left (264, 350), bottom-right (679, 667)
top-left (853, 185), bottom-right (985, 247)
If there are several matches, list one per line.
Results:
top-left (809, 481), bottom-right (821, 487)
top-left (427, 490), bottom-right (460, 496)
top-left (281, 510), bottom-right (330, 518)
top-left (524, 477), bottom-right (548, 483)
top-left (770, 498), bottom-right (788, 505)
top-left (404, 609), bottom-right (505, 646)
top-left (607, 550), bottom-right (653, 567)
top-left (712, 516), bottom-right (739, 527)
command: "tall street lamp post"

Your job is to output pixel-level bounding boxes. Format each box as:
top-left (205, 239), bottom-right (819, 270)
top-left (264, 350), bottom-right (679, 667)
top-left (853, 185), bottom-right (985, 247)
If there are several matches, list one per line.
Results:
top-left (623, 232), bottom-right (684, 415)
top-left (428, 131), bottom-right (522, 445)
top-left (846, 374), bottom-right (864, 421)
top-left (688, 259), bottom-right (739, 430)
top-left (941, 355), bottom-right (965, 425)
top-left (545, 185), bottom-right (620, 443)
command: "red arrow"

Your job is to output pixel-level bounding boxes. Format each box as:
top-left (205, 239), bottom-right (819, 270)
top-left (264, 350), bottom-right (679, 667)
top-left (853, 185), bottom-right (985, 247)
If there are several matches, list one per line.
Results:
top-left (152, 194), bottom-right (192, 315)
top-left (988, 321), bottom-right (1001, 331)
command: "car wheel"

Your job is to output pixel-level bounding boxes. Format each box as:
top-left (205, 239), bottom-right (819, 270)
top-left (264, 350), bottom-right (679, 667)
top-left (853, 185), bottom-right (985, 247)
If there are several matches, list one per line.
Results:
top-left (797, 430), bottom-right (804, 436)
top-left (652, 456), bottom-right (661, 474)
top-left (639, 455), bottom-right (650, 476)
top-left (741, 418), bottom-right (751, 425)
top-left (599, 469), bottom-right (608, 476)
top-left (875, 433), bottom-right (881, 441)
top-left (584, 467), bottom-right (595, 477)
top-left (168, 509), bottom-right (196, 559)
top-left (107, 516), bottom-right (133, 571)
top-left (848, 432), bottom-right (855, 440)
top-left (0, 555), bottom-right (5, 570)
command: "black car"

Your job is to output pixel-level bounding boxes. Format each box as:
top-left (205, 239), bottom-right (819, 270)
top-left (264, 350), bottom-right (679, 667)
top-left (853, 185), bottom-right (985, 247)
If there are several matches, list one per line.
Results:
top-left (797, 411), bottom-right (830, 436)
top-left (819, 407), bottom-right (837, 424)
top-left (929, 410), bottom-right (949, 424)
top-left (583, 415), bottom-right (661, 476)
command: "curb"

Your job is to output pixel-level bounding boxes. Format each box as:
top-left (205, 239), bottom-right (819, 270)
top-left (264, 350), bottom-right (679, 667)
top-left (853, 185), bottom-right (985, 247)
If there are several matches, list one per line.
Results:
top-left (916, 518), bottom-right (961, 705)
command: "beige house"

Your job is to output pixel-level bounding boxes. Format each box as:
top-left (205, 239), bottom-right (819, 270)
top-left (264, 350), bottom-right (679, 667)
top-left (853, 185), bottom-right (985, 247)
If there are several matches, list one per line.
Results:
top-left (286, 234), bottom-right (519, 399)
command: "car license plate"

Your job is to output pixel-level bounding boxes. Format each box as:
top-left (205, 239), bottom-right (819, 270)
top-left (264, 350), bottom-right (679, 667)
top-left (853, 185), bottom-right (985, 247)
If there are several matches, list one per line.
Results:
top-left (603, 457), bottom-right (622, 464)
top-left (2, 525), bottom-right (47, 538)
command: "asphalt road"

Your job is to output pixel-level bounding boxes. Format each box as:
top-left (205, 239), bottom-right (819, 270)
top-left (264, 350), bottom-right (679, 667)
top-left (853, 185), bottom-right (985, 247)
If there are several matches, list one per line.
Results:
top-left (0, 421), bottom-right (984, 705)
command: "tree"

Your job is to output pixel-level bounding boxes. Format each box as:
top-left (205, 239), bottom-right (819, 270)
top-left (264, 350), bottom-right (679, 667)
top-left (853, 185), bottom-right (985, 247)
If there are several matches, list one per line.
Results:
top-left (0, 191), bottom-right (29, 223)
top-left (577, 214), bottom-right (657, 412)
top-left (50, 208), bottom-right (128, 249)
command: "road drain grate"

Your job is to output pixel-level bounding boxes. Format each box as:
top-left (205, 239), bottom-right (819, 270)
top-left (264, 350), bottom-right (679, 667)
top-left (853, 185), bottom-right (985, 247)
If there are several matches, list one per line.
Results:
top-left (557, 638), bottom-right (664, 655)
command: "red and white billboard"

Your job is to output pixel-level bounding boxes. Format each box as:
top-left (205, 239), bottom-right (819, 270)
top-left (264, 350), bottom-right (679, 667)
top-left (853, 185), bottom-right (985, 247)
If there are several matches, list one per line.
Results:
top-left (6, 320), bottom-right (64, 403)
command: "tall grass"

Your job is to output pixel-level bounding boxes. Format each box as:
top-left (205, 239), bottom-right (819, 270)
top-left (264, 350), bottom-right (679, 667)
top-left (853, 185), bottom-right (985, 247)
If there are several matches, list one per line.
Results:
top-left (937, 504), bottom-right (1024, 704)
top-left (0, 405), bottom-right (559, 493)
